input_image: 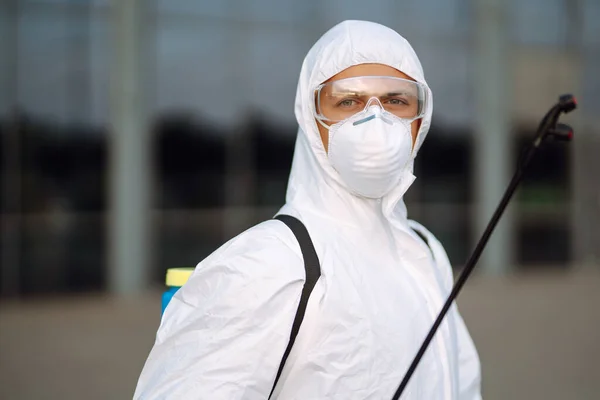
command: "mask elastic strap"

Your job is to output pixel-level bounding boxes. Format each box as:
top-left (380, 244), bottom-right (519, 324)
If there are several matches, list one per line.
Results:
top-left (316, 118), bottom-right (330, 130)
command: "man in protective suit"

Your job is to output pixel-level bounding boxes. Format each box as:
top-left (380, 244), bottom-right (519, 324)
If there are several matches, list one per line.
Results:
top-left (134, 20), bottom-right (482, 399)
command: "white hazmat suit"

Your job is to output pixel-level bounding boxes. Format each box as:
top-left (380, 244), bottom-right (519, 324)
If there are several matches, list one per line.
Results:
top-left (134, 20), bottom-right (482, 400)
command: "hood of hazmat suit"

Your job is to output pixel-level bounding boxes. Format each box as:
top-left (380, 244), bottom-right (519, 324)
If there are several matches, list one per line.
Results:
top-left (134, 20), bottom-right (481, 400)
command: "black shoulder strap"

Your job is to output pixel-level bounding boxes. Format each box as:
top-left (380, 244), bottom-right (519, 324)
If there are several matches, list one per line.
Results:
top-left (412, 228), bottom-right (429, 247)
top-left (412, 228), bottom-right (433, 257)
top-left (269, 214), bottom-right (321, 399)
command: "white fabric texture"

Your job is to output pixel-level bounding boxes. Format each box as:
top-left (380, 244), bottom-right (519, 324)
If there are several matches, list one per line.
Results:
top-left (134, 20), bottom-right (481, 400)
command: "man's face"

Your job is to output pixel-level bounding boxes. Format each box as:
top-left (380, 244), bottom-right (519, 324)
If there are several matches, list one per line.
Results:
top-left (315, 63), bottom-right (421, 152)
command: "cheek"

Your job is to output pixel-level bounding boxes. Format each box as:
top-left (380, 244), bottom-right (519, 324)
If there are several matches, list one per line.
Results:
top-left (411, 119), bottom-right (421, 148)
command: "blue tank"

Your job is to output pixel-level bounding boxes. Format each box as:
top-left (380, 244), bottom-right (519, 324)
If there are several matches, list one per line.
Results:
top-left (161, 267), bottom-right (194, 315)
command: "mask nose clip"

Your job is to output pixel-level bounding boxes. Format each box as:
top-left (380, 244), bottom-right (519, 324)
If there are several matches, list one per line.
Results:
top-left (353, 97), bottom-right (394, 126)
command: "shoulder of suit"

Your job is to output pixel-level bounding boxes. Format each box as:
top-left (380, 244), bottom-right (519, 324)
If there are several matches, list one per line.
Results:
top-left (193, 219), bottom-right (305, 279)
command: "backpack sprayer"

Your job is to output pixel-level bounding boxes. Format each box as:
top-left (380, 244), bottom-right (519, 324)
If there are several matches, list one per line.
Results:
top-left (392, 94), bottom-right (577, 399)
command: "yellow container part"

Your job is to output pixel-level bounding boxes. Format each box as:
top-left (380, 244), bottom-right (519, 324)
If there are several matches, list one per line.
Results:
top-left (165, 267), bottom-right (194, 287)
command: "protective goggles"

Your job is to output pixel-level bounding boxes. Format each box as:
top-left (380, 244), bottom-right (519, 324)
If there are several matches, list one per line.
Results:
top-left (314, 76), bottom-right (429, 123)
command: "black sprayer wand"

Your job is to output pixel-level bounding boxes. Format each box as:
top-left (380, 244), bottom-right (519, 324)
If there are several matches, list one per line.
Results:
top-left (392, 94), bottom-right (577, 400)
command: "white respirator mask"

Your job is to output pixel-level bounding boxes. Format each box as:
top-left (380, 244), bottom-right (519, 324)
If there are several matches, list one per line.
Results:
top-left (323, 102), bottom-right (415, 199)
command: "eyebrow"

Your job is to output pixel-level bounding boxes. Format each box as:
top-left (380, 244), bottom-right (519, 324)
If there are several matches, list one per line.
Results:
top-left (383, 91), bottom-right (412, 97)
top-left (328, 90), bottom-right (414, 97)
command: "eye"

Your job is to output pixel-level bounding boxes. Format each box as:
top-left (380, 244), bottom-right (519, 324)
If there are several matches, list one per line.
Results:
top-left (385, 97), bottom-right (409, 106)
top-left (337, 99), bottom-right (359, 108)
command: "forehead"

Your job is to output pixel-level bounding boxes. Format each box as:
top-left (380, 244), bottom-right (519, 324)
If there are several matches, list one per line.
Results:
top-left (325, 63), bottom-right (415, 83)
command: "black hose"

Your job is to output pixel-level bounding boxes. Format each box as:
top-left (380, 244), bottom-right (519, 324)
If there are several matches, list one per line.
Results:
top-left (391, 96), bottom-right (575, 399)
